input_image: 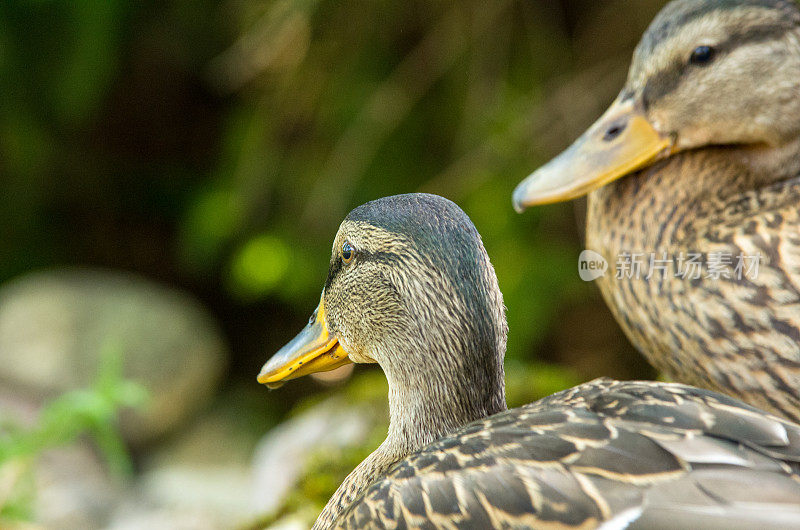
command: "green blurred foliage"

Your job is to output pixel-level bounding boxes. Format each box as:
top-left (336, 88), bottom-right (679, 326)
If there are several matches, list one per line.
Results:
top-left (0, 0), bottom-right (658, 436)
top-left (0, 1), bottom-right (668, 526)
top-left (0, 349), bottom-right (147, 522)
top-left (190, 0), bottom-right (592, 357)
top-left (178, 0), bottom-right (655, 370)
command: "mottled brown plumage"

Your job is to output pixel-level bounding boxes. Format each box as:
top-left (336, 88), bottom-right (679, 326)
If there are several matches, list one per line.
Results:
top-left (515, 0), bottom-right (800, 422)
top-left (260, 193), bottom-right (800, 529)
top-left (337, 379), bottom-right (800, 529)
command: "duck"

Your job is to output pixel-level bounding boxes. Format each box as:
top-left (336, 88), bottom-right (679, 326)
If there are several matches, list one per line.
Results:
top-left (513, 0), bottom-right (800, 422)
top-left (259, 193), bottom-right (800, 529)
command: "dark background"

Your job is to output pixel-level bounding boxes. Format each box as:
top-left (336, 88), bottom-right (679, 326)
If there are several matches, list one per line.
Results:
top-left (0, 0), bottom-right (665, 525)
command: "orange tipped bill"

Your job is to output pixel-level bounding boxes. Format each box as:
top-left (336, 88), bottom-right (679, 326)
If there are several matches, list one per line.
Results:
top-left (258, 296), bottom-right (351, 389)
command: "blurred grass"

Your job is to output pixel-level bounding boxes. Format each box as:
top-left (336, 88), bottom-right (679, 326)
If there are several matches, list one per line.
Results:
top-left (0, 348), bottom-right (146, 522)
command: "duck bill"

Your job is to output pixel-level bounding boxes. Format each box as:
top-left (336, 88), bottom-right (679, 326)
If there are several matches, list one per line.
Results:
top-left (258, 296), bottom-right (351, 389)
top-left (513, 98), bottom-right (674, 211)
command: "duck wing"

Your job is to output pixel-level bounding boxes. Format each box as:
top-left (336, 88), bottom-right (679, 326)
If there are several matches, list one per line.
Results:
top-left (333, 379), bottom-right (800, 529)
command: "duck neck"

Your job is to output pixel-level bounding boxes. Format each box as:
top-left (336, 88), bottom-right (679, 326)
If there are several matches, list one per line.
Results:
top-left (383, 351), bottom-right (507, 453)
top-left (731, 136), bottom-right (800, 188)
top-left (313, 337), bottom-right (506, 529)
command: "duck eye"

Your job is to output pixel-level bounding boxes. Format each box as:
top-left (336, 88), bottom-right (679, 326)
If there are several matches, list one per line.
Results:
top-left (689, 45), bottom-right (715, 66)
top-left (341, 241), bottom-right (355, 264)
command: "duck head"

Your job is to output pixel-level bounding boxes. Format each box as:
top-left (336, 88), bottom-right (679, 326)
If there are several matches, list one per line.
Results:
top-left (514, 0), bottom-right (800, 210)
top-left (259, 193), bottom-right (507, 440)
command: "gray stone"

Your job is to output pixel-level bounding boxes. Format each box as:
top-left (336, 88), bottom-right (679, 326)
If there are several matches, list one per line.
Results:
top-left (0, 268), bottom-right (227, 445)
top-left (109, 408), bottom-right (260, 530)
top-left (251, 397), bottom-right (370, 517)
top-left (34, 444), bottom-right (124, 530)
top-left (105, 507), bottom-right (221, 530)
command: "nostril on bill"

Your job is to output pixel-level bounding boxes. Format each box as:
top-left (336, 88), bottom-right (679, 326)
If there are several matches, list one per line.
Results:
top-left (603, 121), bottom-right (627, 142)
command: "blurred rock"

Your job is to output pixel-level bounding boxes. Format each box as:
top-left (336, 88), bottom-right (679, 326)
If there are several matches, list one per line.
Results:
top-left (108, 406), bottom-right (260, 529)
top-left (0, 268), bottom-right (227, 445)
top-left (252, 397), bottom-right (371, 517)
top-left (265, 516), bottom-right (313, 530)
top-left (34, 444), bottom-right (124, 530)
top-left (106, 508), bottom-right (219, 530)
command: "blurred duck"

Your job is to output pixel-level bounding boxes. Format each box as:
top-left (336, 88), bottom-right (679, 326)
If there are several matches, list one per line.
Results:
top-left (259, 194), bottom-right (800, 529)
top-left (514, 0), bottom-right (800, 422)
